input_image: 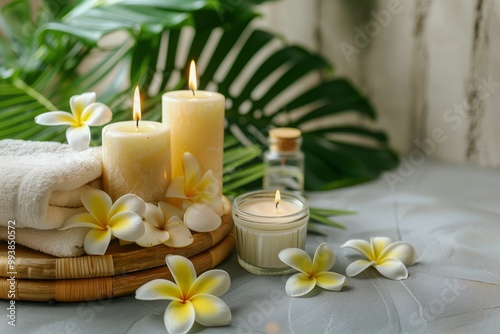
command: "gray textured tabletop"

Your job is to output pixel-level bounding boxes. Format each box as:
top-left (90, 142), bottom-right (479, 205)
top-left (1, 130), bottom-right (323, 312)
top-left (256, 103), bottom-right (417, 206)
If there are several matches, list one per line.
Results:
top-left (2, 159), bottom-right (500, 333)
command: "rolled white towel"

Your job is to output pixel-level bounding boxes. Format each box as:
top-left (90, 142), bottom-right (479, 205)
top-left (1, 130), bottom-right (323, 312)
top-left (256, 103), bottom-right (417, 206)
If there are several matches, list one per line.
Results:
top-left (0, 139), bottom-right (102, 229)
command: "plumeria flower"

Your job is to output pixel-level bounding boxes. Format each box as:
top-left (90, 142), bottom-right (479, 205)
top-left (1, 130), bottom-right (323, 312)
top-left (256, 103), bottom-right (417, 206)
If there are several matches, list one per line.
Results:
top-left (278, 242), bottom-right (347, 297)
top-left (136, 255), bottom-right (231, 334)
top-left (135, 202), bottom-right (193, 248)
top-left (165, 152), bottom-right (223, 216)
top-left (60, 189), bottom-right (146, 255)
top-left (341, 236), bottom-right (417, 280)
top-left (34, 92), bottom-right (112, 151)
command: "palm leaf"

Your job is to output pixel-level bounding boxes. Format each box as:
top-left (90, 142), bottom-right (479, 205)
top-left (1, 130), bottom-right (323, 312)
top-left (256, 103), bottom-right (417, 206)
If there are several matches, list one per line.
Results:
top-left (0, 0), bottom-right (398, 195)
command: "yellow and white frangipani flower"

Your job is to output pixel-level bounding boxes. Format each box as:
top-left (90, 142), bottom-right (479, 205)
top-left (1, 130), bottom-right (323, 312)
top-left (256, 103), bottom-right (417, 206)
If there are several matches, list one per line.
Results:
top-left (60, 189), bottom-right (146, 255)
top-left (136, 255), bottom-right (231, 334)
top-left (34, 92), bottom-right (112, 151)
top-left (341, 236), bottom-right (417, 280)
top-left (278, 242), bottom-right (347, 297)
top-left (135, 202), bottom-right (193, 248)
top-left (165, 152), bottom-right (223, 216)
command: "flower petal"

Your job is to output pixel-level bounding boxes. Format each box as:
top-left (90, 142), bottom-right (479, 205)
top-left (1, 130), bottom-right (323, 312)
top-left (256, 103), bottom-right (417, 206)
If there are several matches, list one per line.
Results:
top-left (184, 204), bottom-right (221, 232)
top-left (374, 258), bottom-right (409, 280)
top-left (311, 242), bottom-right (335, 274)
top-left (81, 189), bottom-right (112, 226)
top-left (165, 176), bottom-right (187, 199)
top-left (83, 226), bottom-right (112, 255)
top-left (195, 170), bottom-right (219, 198)
top-left (379, 241), bottom-right (417, 266)
top-left (70, 92), bottom-right (96, 120)
top-left (165, 300), bottom-right (195, 334)
top-left (135, 220), bottom-right (170, 247)
top-left (108, 211), bottom-right (145, 241)
top-left (191, 294), bottom-right (231, 327)
top-left (135, 279), bottom-right (182, 301)
top-left (206, 194), bottom-right (224, 217)
top-left (81, 102), bottom-right (112, 126)
top-left (345, 259), bottom-right (374, 277)
top-left (278, 248), bottom-right (312, 274)
top-left (189, 269), bottom-right (230, 297)
top-left (158, 201), bottom-right (184, 222)
top-left (165, 218), bottom-right (194, 248)
top-left (143, 203), bottom-right (164, 228)
top-left (166, 255), bottom-right (196, 298)
top-left (285, 272), bottom-right (316, 297)
top-left (371, 236), bottom-right (393, 259)
top-left (183, 152), bottom-right (202, 190)
top-left (315, 272), bottom-right (347, 291)
top-left (109, 193), bottom-right (146, 218)
top-left (341, 239), bottom-right (374, 260)
top-left (34, 111), bottom-right (75, 126)
top-left (59, 213), bottom-right (99, 230)
top-left (66, 125), bottom-right (91, 151)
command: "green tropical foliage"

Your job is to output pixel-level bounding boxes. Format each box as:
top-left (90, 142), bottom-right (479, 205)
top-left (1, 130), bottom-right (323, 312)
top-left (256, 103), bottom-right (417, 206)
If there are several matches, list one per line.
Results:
top-left (0, 0), bottom-right (398, 229)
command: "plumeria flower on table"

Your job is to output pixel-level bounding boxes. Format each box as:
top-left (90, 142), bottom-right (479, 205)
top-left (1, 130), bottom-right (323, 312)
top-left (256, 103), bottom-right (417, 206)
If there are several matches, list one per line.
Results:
top-left (60, 189), bottom-right (146, 255)
top-left (34, 92), bottom-right (112, 151)
top-left (278, 242), bottom-right (347, 297)
top-left (341, 236), bottom-right (417, 280)
top-left (165, 152), bottom-right (223, 216)
top-left (136, 254), bottom-right (231, 334)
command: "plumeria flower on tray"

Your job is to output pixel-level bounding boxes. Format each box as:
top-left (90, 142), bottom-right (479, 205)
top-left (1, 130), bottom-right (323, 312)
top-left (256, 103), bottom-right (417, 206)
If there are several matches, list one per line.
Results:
top-left (60, 189), bottom-right (145, 255)
top-left (136, 255), bottom-right (231, 334)
top-left (165, 152), bottom-right (223, 216)
top-left (278, 242), bottom-right (347, 297)
top-left (136, 201), bottom-right (222, 248)
top-left (136, 202), bottom-right (192, 248)
top-left (34, 92), bottom-right (112, 151)
top-left (341, 236), bottom-right (417, 280)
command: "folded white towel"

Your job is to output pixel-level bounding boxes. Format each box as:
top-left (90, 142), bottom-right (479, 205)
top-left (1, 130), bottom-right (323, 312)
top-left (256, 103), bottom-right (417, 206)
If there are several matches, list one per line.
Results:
top-left (0, 226), bottom-right (88, 257)
top-left (50, 178), bottom-right (103, 208)
top-left (0, 139), bottom-right (102, 229)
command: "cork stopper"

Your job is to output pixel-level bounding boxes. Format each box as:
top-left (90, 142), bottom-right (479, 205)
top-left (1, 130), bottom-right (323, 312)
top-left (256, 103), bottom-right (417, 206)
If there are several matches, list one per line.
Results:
top-left (269, 127), bottom-right (302, 152)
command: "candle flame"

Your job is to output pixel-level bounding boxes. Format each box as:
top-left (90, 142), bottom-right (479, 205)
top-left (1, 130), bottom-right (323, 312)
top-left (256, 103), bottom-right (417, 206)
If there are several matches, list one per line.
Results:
top-left (189, 60), bottom-right (197, 95)
top-left (133, 86), bottom-right (141, 129)
top-left (275, 189), bottom-right (281, 210)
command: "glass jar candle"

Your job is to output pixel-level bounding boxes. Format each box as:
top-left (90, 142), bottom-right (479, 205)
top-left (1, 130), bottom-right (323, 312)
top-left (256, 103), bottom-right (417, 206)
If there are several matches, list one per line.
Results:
top-left (232, 190), bottom-right (309, 275)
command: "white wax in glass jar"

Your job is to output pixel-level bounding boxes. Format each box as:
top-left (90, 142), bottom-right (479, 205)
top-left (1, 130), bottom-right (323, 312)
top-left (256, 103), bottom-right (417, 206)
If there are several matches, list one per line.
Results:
top-left (232, 190), bottom-right (309, 275)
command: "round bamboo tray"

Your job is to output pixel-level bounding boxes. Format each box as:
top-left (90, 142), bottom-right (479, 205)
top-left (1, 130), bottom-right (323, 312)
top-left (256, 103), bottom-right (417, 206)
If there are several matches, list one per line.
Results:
top-left (0, 201), bottom-right (233, 280)
top-left (0, 232), bottom-right (235, 302)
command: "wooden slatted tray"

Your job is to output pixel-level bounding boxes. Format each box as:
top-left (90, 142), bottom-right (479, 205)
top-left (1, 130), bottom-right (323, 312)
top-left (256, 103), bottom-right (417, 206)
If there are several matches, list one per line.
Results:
top-left (0, 232), bottom-right (235, 302)
top-left (0, 200), bottom-right (233, 280)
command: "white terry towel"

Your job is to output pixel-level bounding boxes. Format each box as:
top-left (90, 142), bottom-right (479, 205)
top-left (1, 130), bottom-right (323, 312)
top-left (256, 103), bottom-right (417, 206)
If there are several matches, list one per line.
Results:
top-left (0, 226), bottom-right (88, 257)
top-left (0, 139), bottom-right (102, 229)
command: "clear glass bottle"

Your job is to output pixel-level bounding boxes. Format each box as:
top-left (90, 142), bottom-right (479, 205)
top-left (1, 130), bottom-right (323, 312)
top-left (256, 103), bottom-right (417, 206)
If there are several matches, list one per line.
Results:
top-left (263, 127), bottom-right (304, 193)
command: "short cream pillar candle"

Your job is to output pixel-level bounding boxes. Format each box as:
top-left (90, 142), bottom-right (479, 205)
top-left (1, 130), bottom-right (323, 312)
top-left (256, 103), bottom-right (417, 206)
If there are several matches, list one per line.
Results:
top-left (102, 88), bottom-right (170, 202)
top-left (232, 190), bottom-right (309, 275)
top-left (162, 61), bottom-right (224, 190)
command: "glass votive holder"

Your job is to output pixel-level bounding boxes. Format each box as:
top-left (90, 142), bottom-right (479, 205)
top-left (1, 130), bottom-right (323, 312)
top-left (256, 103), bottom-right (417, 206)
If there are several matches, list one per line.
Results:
top-left (232, 190), bottom-right (309, 275)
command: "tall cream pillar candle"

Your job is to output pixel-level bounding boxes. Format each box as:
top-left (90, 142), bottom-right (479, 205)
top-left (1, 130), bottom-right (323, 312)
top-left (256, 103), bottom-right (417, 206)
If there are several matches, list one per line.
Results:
top-left (162, 61), bottom-right (225, 190)
top-left (102, 88), bottom-right (170, 202)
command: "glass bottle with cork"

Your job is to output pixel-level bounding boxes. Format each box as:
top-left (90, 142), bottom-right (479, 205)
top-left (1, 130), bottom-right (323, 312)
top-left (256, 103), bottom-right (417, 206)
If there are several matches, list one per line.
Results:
top-left (263, 127), bottom-right (304, 193)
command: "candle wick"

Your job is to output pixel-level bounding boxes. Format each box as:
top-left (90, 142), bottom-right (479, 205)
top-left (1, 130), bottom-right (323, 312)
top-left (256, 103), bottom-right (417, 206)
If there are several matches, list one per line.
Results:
top-left (275, 201), bottom-right (279, 210)
top-left (136, 118), bottom-right (139, 131)
top-left (191, 89), bottom-right (195, 97)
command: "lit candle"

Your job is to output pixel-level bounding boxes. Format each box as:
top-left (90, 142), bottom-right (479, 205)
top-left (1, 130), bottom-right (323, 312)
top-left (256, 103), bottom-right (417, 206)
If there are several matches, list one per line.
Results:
top-left (162, 60), bottom-right (225, 191)
top-left (232, 190), bottom-right (309, 275)
top-left (102, 87), bottom-right (171, 202)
